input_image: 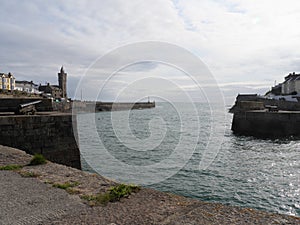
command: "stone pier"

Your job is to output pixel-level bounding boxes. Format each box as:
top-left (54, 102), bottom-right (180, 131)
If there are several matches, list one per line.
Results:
top-left (0, 113), bottom-right (81, 169)
top-left (232, 110), bottom-right (300, 138)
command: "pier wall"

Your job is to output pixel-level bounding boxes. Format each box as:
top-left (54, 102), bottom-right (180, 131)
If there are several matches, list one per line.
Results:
top-left (0, 114), bottom-right (81, 169)
top-left (96, 102), bottom-right (156, 111)
top-left (232, 111), bottom-right (300, 138)
top-left (73, 101), bottom-right (156, 112)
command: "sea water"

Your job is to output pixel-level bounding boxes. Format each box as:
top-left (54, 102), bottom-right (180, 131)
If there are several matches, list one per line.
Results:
top-left (77, 102), bottom-right (300, 216)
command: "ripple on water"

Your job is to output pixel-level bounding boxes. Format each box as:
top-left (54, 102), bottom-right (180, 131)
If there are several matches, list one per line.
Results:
top-left (78, 103), bottom-right (300, 217)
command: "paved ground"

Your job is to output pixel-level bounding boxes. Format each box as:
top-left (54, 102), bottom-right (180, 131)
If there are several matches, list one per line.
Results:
top-left (0, 171), bottom-right (86, 225)
top-left (0, 145), bottom-right (300, 225)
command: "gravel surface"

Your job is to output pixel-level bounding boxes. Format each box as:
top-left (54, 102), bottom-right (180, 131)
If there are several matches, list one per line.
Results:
top-left (0, 145), bottom-right (299, 225)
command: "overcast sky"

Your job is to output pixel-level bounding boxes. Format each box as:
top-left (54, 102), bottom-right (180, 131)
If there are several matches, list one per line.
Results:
top-left (1, 0), bottom-right (300, 104)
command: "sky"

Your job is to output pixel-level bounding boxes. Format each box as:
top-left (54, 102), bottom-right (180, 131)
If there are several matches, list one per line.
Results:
top-left (1, 0), bottom-right (300, 104)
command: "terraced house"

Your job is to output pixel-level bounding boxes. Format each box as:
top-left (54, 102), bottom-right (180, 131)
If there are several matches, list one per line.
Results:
top-left (0, 72), bottom-right (15, 91)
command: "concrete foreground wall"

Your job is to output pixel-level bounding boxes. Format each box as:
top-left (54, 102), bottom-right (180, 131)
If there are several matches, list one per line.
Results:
top-left (232, 111), bottom-right (300, 138)
top-left (0, 114), bottom-right (81, 169)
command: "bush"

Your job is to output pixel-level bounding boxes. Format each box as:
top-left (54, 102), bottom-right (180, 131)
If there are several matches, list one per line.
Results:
top-left (28, 154), bottom-right (47, 166)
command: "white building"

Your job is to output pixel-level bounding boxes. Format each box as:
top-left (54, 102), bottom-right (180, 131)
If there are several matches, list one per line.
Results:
top-left (15, 80), bottom-right (40, 94)
top-left (281, 72), bottom-right (300, 95)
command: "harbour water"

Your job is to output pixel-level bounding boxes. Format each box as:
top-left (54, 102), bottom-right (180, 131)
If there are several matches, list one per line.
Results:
top-left (77, 102), bottom-right (300, 217)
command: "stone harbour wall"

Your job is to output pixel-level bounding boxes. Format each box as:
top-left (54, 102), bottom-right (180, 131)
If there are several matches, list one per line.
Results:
top-left (231, 111), bottom-right (300, 138)
top-left (0, 113), bottom-right (81, 169)
top-left (72, 101), bottom-right (156, 112)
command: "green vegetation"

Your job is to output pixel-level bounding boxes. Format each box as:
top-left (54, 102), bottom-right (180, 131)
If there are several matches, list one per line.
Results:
top-left (81, 183), bottom-right (141, 206)
top-left (109, 183), bottom-right (140, 200)
top-left (81, 194), bottom-right (98, 201)
top-left (66, 188), bottom-right (81, 195)
top-left (52, 181), bottom-right (80, 190)
top-left (52, 181), bottom-right (81, 195)
top-left (45, 180), bottom-right (80, 193)
top-left (28, 154), bottom-right (47, 166)
top-left (0, 164), bottom-right (23, 170)
top-left (19, 171), bottom-right (39, 177)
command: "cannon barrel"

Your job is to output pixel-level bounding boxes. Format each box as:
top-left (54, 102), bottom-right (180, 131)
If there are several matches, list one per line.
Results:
top-left (19, 100), bottom-right (42, 108)
top-left (15, 100), bottom-right (42, 115)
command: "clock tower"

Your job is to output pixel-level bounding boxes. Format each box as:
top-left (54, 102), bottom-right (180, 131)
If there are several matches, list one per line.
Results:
top-left (58, 66), bottom-right (67, 98)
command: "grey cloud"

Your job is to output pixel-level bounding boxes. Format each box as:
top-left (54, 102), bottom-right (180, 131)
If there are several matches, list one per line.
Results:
top-left (1, 0), bottom-right (300, 102)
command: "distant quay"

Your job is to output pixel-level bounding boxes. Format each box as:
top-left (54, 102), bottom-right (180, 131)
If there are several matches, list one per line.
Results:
top-left (229, 94), bottom-right (300, 113)
top-left (73, 101), bottom-right (155, 112)
top-left (230, 94), bottom-right (300, 138)
top-left (0, 98), bottom-right (155, 114)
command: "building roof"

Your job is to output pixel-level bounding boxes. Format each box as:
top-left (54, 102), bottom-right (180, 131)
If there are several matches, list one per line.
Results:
top-left (15, 80), bottom-right (38, 86)
top-left (0, 72), bottom-right (15, 78)
top-left (283, 73), bottom-right (300, 83)
top-left (39, 84), bottom-right (61, 91)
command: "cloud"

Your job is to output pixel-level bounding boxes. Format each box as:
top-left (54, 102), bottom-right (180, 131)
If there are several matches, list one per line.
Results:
top-left (1, 0), bottom-right (300, 101)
